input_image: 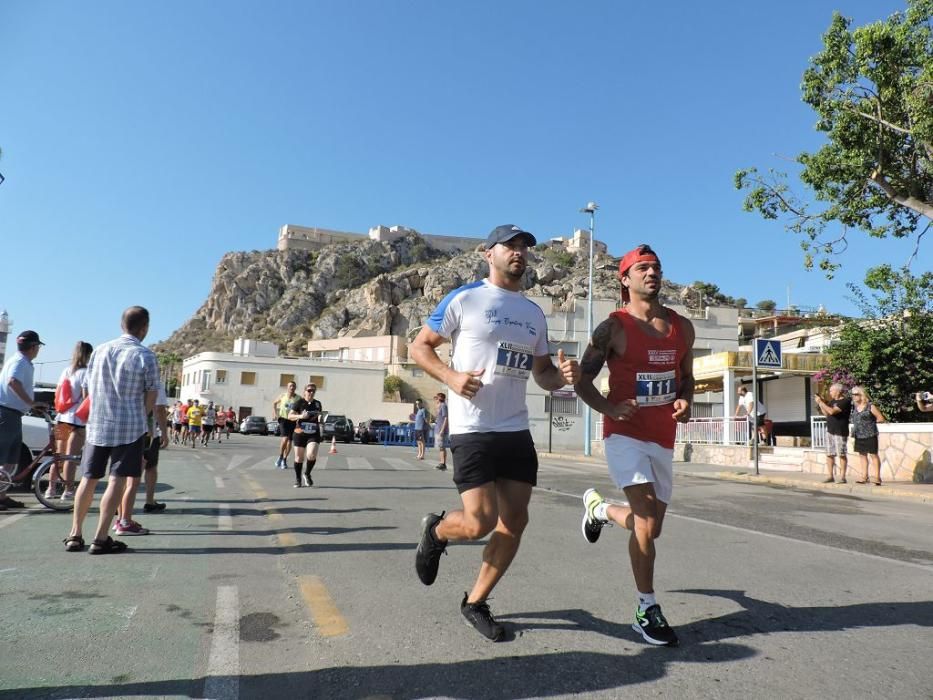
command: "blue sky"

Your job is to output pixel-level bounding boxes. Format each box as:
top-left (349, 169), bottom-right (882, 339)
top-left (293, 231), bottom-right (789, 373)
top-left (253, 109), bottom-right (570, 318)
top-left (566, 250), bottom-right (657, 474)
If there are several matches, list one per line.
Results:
top-left (0, 0), bottom-right (919, 381)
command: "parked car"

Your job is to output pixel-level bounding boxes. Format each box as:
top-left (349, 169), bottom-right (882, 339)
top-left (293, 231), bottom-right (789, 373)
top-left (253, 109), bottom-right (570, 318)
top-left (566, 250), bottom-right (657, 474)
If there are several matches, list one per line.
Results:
top-left (323, 414), bottom-right (355, 443)
top-left (357, 419), bottom-right (390, 444)
top-left (267, 420), bottom-right (281, 436)
top-left (239, 415), bottom-right (269, 435)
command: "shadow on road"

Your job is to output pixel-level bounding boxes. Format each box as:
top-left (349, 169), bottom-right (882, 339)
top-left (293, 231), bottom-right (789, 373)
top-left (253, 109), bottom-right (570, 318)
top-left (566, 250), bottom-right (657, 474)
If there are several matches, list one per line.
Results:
top-left (0, 645), bottom-right (756, 699)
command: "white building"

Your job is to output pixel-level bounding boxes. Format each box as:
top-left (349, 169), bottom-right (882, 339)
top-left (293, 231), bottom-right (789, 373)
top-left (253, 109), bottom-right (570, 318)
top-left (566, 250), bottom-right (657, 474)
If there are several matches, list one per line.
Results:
top-left (180, 339), bottom-right (413, 425)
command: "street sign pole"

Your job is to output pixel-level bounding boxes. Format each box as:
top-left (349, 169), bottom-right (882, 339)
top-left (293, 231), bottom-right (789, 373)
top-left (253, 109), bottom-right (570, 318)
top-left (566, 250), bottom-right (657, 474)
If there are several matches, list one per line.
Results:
top-left (752, 359), bottom-right (759, 476)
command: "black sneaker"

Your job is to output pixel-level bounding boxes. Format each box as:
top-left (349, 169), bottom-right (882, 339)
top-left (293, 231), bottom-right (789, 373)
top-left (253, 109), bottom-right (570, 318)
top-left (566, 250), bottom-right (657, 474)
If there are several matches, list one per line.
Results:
top-left (434, 464), bottom-right (447, 471)
top-left (415, 512), bottom-right (447, 585)
top-left (143, 502), bottom-right (167, 513)
top-left (0, 497), bottom-right (26, 509)
top-left (461, 593), bottom-right (504, 641)
top-left (632, 604), bottom-right (679, 646)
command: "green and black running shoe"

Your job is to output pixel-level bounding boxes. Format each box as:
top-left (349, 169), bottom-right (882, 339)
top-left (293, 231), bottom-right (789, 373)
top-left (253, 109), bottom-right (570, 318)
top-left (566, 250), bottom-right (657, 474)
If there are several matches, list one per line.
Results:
top-left (633, 604), bottom-right (679, 646)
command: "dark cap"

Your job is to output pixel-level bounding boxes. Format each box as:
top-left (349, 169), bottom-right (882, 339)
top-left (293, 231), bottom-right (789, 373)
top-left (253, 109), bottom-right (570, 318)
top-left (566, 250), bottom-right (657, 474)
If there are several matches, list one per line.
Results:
top-left (17, 330), bottom-right (44, 346)
top-left (484, 224), bottom-right (537, 250)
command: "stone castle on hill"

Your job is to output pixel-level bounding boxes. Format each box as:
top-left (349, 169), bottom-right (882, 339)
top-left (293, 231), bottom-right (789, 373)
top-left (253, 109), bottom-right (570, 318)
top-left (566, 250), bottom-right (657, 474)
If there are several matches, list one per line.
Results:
top-left (277, 223), bottom-right (608, 255)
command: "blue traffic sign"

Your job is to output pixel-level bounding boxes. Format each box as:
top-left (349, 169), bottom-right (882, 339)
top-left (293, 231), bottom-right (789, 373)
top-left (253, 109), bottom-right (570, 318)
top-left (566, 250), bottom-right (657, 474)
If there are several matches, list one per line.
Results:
top-left (754, 338), bottom-right (782, 368)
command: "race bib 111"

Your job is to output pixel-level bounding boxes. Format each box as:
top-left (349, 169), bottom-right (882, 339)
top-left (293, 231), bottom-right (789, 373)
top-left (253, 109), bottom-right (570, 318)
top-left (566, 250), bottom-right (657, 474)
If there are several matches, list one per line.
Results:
top-left (635, 370), bottom-right (676, 406)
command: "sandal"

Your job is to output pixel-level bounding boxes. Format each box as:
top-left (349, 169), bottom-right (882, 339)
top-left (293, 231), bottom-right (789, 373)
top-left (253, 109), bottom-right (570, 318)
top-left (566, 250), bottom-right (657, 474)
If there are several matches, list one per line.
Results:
top-left (871, 481), bottom-right (882, 486)
top-left (63, 535), bottom-right (85, 552)
top-left (88, 536), bottom-right (128, 555)
top-left (855, 480), bottom-right (869, 485)
top-left (837, 479), bottom-right (847, 484)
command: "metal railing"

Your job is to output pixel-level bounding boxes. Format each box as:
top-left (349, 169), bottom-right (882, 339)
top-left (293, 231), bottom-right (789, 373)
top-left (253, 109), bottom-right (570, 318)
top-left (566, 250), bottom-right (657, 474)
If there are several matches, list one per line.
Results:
top-left (675, 417), bottom-right (750, 445)
top-left (810, 416), bottom-right (827, 448)
top-left (597, 416), bottom-right (751, 445)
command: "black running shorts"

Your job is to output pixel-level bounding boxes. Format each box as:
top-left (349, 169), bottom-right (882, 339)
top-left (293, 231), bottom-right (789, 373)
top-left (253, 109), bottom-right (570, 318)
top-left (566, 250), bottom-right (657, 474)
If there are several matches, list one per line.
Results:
top-left (292, 431), bottom-right (321, 448)
top-left (450, 430), bottom-right (538, 494)
top-left (81, 436), bottom-right (145, 479)
top-left (279, 418), bottom-right (296, 439)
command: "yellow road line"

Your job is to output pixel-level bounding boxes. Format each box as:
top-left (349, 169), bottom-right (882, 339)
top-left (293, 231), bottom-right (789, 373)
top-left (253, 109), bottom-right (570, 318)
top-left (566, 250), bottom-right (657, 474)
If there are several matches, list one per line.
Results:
top-left (299, 575), bottom-right (349, 637)
top-left (277, 532), bottom-right (297, 547)
top-left (267, 509), bottom-right (283, 521)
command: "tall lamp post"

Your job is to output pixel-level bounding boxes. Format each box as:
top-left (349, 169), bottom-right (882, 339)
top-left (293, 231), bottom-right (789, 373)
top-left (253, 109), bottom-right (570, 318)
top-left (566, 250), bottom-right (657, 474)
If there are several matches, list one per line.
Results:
top-left (580, 201), bottom-right (598, 456)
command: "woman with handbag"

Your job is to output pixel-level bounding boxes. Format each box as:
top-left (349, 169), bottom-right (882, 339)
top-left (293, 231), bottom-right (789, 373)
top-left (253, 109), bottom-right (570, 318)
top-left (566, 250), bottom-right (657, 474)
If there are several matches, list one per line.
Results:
top-left (48, 341), bottom-right (93, 500)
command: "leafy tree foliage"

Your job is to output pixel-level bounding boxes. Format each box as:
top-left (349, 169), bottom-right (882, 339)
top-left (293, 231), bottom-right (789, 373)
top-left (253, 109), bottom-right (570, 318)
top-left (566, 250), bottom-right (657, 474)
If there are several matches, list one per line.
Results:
top-left (819, 266), bottom-right (932, 422)
top-left (756, 299), bottom-right (777, 312)
top-left (736, 1), bottom-right (933, 276)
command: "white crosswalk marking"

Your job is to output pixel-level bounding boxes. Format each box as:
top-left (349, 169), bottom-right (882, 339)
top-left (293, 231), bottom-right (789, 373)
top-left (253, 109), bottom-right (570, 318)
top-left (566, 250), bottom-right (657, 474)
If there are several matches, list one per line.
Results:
top-left (385, 457), bottom-right (419, 471)
top-left (226, 455), bottom-right (250, 471)
top-left (347, 457), bottom-right (372, 470)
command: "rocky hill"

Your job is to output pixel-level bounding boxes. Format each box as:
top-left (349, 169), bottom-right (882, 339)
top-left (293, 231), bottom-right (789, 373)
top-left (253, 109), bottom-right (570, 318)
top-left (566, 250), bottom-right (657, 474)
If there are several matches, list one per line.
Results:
top-left (153, 232), bottom-right (699, 358)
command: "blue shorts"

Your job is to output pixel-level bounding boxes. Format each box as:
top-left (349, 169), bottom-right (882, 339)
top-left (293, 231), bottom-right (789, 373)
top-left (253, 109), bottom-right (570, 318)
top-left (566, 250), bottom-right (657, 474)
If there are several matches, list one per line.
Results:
top-left (0, 406), bottom-right (24, 466)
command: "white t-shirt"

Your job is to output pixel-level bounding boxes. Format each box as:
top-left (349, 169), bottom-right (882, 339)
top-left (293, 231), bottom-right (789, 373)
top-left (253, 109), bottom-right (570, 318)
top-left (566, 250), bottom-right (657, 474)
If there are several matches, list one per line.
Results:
top-left (56, 367), bottom-right (88, 426)
top-left (427, 279), bottom-right (549, 434)
top-left (740, 392), bottom-right (765, 417)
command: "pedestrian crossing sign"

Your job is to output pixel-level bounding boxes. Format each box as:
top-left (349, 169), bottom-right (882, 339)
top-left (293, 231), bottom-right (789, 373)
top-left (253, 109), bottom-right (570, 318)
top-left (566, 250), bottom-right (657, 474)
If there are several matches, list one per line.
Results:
top-left (754, 338), bottom-right (782, 368)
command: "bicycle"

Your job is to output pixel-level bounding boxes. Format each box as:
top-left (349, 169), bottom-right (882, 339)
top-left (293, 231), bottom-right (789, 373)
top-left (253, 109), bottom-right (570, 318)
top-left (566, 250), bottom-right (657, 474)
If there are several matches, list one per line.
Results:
top-left (0, 411), bottom-right (81, 511)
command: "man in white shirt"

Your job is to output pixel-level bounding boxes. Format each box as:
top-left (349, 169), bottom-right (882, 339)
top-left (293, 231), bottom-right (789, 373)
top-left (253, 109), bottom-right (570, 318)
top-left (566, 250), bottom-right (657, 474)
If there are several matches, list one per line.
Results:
top-left (735, 386), bottom-right (766, 439)
top-left (410, 224), bottom-right (581, 641)
top-left (0, 330), bottom-right (47, 510)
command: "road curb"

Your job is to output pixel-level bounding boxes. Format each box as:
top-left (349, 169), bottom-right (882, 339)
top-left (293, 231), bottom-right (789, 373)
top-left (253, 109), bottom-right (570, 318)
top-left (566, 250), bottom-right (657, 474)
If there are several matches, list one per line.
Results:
top-left (680, 470), bottom-right (933, 504)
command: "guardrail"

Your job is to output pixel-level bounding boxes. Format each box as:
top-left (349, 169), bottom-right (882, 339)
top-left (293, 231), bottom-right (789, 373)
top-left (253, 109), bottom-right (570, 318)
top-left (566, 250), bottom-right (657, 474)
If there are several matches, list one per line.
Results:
top-left (380, 426), bottom-right (437, 448)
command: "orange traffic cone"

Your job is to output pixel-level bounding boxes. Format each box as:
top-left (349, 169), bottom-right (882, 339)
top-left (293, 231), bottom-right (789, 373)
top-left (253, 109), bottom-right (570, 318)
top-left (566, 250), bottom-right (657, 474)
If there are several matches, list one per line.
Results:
top-left (329, 436), bottom-right (338, 455)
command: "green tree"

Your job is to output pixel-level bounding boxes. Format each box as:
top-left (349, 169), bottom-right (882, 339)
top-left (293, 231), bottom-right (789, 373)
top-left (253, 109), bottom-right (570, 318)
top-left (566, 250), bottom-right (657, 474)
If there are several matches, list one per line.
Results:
top-left (756, 299), bottom-right (777, 313)
top-left (734, 297), bottom-right (748, 309)
top-left (736, 1), bottom-right (933, 277)
top-left (819, 265), bottom-right (932, 422)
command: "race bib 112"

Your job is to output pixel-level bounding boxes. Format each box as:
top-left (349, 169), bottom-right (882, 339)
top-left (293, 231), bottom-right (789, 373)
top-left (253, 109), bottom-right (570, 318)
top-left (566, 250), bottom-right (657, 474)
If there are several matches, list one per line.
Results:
top-left (495, 341), bottom-right (534, 380)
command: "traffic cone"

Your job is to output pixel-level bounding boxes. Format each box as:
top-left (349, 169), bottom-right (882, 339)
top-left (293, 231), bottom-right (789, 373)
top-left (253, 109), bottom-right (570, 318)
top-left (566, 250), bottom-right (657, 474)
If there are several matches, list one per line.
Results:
top-left (329, 436), bottom-right (338, 455)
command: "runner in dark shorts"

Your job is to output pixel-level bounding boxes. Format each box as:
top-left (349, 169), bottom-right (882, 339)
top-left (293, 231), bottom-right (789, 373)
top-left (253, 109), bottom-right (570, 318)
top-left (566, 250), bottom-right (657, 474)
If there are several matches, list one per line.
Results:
top-left (288, 384), bottom-right (323, 487)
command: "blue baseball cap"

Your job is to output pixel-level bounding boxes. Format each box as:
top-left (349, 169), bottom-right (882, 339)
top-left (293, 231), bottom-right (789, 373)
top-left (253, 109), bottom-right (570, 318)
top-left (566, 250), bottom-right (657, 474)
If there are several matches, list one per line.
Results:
top-left (484, 224), bottom-right (537, 250)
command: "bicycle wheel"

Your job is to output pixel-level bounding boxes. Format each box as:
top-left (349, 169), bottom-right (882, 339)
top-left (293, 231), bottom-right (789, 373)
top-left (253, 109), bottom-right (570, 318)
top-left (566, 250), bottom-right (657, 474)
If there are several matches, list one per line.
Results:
top-left (33, 458), bottom-right (74, 511)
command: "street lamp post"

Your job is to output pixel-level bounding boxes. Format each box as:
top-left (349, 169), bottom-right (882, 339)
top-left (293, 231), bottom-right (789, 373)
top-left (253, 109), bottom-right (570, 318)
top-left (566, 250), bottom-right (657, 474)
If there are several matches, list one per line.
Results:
top-left (580, 201), bottom-right (598, 456)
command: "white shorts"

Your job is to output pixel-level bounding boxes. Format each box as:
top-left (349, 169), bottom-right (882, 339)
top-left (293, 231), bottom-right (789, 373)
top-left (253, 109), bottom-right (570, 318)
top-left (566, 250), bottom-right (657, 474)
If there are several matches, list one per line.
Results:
top-left (604, 434), bottom-right (674, 504)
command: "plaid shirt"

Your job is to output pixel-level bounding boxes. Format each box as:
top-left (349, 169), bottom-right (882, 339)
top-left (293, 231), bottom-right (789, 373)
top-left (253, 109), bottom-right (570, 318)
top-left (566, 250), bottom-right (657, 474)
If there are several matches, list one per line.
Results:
top-left (84, 334), bottom-right (160, 447)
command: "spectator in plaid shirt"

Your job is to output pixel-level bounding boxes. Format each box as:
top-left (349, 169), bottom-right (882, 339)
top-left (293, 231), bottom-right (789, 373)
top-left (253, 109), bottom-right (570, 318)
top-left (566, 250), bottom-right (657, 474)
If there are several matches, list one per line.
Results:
top-left (64, 306), bottom-right (161, 554)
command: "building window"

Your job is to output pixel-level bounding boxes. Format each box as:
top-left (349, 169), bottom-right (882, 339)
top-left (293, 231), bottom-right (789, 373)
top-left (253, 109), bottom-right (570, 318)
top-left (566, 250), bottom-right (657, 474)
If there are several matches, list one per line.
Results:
top-left (411, 368), bottom-right (424, 377)
top-left (308, 375), bottom-right (325, 389)
top-left (544, 395), bottom-right (580, 415)
top-left (201, 370), bottom-right (212, 391)
top-left (216, 370), bottom-right (227, 384)
top-left (241, 371), bottom-right (256, 385)
top-left (548, 341), bottom-right (579, 357)
top-left (280, 373), bottom-right (296, 387)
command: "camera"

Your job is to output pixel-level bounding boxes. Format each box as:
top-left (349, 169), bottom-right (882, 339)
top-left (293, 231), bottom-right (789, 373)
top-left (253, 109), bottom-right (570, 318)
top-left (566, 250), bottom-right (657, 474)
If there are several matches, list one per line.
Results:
top-left (920, 392), bottom-right (933, 402)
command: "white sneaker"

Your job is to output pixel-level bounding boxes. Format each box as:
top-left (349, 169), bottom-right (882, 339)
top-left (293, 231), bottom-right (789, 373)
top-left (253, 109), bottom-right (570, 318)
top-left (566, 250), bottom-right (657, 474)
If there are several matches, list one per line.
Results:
top-left (60, 490), bottom-right (75, 501)
top-left (44, 487), bottom-right (55, 499)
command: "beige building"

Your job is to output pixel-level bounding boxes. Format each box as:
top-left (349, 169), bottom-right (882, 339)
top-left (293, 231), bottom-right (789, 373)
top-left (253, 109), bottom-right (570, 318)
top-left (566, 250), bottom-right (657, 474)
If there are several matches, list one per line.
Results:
top-left (180, 339), bottom-right (413, 425)
top-left (277, 223), bottom-right (607, 257)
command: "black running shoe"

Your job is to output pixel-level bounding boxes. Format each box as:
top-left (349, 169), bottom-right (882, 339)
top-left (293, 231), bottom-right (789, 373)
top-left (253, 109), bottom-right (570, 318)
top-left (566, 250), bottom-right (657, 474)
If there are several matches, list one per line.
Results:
top-left (415, 512), bottom-right (447, 585)
top-left (632, 604), bottom-right (679, 646)
top-left (143, 502), bottom-right (167, 513)
top-left (461, 593), bottom-right (504, 641)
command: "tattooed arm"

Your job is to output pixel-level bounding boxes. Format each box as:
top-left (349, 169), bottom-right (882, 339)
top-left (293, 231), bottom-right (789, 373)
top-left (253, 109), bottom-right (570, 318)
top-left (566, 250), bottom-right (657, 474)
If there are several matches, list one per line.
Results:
top-left (574, 317), bottom-right (638, 421)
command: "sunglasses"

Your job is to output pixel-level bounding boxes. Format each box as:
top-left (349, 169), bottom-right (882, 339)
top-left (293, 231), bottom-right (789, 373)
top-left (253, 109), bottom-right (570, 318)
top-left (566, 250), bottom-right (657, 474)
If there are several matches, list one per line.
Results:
top-left (304, 388), bottom-right (316, 392)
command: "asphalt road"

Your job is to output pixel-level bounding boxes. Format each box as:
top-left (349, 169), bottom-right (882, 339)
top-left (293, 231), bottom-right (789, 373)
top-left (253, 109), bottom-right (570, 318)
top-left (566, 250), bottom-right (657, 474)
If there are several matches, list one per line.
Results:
top-left (1, 435), bottom-right (931, 699)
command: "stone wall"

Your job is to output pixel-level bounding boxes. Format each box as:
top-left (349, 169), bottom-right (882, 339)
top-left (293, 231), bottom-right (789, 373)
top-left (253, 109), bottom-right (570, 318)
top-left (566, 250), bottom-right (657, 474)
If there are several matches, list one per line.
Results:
top-left (800, 424), bottom-right (932, 483)
top-left (673, 443), bottom-right (750, 466)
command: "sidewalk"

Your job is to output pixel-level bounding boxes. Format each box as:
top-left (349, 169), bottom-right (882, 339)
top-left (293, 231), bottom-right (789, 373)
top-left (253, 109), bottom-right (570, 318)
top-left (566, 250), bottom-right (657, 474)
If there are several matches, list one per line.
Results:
top-left (538, 451), bottom-right (933, 504)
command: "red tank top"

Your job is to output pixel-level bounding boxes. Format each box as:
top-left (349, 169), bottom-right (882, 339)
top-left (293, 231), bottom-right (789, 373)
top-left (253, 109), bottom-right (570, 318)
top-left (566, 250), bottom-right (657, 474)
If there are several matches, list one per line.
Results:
top-left (603, 307), bottom-right (688, 449)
